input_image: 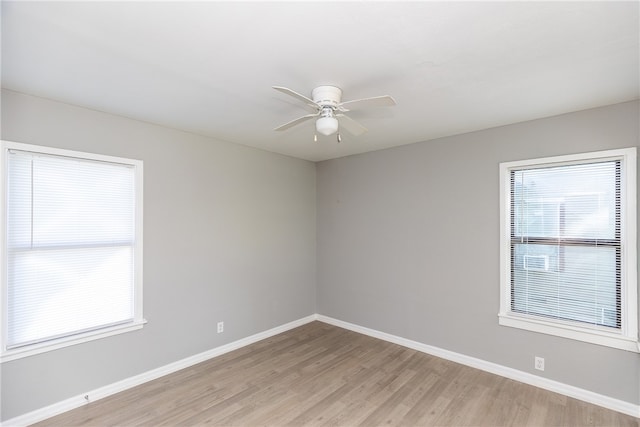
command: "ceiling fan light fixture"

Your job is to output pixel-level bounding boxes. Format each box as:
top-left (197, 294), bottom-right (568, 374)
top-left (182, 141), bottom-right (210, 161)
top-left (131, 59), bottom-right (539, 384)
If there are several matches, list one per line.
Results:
top-left (315, 116), bottom-right (339, 136)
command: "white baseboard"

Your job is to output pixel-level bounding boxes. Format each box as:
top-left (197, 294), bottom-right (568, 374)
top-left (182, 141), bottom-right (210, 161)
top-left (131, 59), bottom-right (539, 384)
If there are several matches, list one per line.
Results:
top-left (316, 315), bottom-right (640, 419)
top-left (3, 313), bottom-right (638, 425)
top-left (1, 315), bottom-right (318, 427)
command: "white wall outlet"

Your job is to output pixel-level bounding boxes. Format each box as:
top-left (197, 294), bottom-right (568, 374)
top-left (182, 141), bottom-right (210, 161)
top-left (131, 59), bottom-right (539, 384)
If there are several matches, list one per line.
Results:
top-left (217, 321), bottom-right (224, 333)
top-left (535, 356), bottom-right (545, 371)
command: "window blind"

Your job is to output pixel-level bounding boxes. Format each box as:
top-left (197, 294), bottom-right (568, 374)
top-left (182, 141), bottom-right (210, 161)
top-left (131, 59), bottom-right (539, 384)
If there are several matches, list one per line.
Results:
top-left (510, 160), bottom-right (620, 329)
top-left (6, 149), bottom-right (136, 349)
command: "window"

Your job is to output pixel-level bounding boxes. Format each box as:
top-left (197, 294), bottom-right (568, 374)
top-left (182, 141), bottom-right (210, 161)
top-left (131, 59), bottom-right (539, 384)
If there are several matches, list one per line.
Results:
top-left (499, 148), bottom-right (638, 352)
top-left (1, 141), bottom-right (144, 362)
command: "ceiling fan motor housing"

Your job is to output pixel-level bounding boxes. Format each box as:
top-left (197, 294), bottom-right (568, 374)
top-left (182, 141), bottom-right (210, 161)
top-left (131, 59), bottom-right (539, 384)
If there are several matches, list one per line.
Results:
top-left (312, 86), bottom-right (342, 108)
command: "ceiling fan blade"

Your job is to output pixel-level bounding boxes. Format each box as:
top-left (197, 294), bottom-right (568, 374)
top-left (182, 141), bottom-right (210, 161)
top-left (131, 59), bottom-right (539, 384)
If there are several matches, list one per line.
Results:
top-left (339, 95), bottom-right (397, 111)
top-left (274, 113), bottom-right (317, 131)
top-left (336, 114), bottom-right (368, 136)
top-left (273, 86), bottom-right (318, 110)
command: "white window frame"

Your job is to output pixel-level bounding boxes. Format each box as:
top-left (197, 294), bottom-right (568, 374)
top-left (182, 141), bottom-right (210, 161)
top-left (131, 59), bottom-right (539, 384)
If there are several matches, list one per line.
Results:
top-left (0, 140), bottom-right (145, 362)
top-left (499, 148), bottom-right (639, 353)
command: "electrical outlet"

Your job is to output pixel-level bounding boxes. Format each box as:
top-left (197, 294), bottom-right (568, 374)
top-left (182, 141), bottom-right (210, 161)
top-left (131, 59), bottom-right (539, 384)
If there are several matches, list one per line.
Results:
top-left (535, 356), bottom-right (545, 371)
top-left (217, 321), bottom-right (224, 333)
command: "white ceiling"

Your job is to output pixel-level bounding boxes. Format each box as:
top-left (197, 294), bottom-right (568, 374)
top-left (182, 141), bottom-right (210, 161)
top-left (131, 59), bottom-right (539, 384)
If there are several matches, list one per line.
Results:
top-left (2, 1), bottom-right (638, 162)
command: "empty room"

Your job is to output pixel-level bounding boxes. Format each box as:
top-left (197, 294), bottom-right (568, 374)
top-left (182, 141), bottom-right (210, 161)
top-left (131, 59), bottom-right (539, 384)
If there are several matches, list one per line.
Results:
top-left (0, 1), bottom-right (639, 426)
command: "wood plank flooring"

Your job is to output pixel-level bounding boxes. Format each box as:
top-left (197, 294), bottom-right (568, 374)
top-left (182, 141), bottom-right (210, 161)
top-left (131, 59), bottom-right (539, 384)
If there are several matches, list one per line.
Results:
top-left (34, 321), bottom-right (639, 426)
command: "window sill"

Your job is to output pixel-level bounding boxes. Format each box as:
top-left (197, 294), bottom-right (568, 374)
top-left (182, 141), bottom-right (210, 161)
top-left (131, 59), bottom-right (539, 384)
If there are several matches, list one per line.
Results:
top-left (1, 319), bottom-right (147, 363)
top-left (498, 313), bottom-right (639, 353)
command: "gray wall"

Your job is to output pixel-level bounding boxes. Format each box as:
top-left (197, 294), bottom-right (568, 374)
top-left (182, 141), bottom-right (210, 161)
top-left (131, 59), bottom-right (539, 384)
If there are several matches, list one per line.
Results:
top-left (0, 89), bottom-right (317, 420)
top-left (316, 100), bottom-right (640, 405)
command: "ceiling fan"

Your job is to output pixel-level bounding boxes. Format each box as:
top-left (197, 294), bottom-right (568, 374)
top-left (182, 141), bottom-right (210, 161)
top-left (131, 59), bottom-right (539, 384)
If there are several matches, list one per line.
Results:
top-left (273, 85), bottom-right (396, 141)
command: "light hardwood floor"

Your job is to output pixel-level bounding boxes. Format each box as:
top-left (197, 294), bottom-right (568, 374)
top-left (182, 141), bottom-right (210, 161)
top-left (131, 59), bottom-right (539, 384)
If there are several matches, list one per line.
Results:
top-left (34, 321), bottom-right (639, 426)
